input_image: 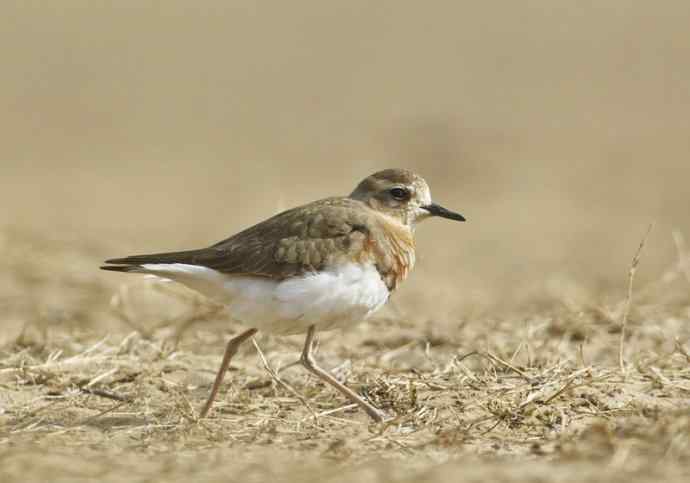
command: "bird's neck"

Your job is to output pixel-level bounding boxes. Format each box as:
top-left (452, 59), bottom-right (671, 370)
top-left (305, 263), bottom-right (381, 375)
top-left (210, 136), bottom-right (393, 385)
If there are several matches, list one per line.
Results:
top-left (369, 213), bottom-right (416, 291)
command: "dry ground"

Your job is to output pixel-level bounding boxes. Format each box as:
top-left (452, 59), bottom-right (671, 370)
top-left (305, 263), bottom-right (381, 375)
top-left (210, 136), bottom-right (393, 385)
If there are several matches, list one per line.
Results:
top-left (1, 228), bottom-right (689, 483)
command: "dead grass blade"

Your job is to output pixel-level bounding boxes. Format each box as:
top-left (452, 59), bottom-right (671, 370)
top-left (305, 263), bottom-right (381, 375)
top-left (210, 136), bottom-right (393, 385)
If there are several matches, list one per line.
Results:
top-left (619, 223), bottom-right (654, 376)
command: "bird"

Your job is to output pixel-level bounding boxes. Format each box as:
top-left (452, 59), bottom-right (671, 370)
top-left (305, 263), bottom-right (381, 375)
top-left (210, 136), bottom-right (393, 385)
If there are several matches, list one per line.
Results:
top-left (101, 168), bottom-right (466, 422)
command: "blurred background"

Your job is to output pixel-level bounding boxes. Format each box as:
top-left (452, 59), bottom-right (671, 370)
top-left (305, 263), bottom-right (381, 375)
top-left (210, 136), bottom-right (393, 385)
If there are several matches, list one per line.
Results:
top-left (2, 1), bottom-right (689, 321)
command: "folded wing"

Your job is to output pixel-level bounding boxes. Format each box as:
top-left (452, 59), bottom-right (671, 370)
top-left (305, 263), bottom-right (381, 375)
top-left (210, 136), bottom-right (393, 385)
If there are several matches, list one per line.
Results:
top-left (101, 198), bottom-right (373, 280)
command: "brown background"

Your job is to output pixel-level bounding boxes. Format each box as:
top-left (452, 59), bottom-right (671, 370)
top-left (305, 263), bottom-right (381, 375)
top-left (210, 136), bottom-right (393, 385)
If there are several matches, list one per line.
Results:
top-left (2, 1), bottom-right (689, 308)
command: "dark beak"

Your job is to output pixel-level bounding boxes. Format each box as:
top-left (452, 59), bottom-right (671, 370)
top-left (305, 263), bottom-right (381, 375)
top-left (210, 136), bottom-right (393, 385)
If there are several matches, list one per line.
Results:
top-left (422, 203), bottom-right (466, 222)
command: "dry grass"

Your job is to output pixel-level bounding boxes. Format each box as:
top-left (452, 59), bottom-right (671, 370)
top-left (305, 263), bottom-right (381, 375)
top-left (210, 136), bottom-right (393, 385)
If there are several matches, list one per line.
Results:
top-left (1, 229), bottom-right (689, 483)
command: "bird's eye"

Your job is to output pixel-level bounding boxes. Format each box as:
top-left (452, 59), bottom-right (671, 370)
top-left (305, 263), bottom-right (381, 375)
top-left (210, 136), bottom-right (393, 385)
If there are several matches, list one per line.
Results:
top-left (389, 187), bottom-right (408, 200)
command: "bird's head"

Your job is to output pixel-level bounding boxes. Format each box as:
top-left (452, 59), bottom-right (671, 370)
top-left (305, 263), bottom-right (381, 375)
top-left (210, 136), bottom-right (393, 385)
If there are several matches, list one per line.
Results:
top-left (349, 168), bottom-right (466, 228)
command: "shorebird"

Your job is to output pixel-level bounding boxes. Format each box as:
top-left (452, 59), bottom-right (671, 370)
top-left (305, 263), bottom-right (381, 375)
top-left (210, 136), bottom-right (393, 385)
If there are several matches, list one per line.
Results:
top-left (101, 169), bottom-right (465, 422)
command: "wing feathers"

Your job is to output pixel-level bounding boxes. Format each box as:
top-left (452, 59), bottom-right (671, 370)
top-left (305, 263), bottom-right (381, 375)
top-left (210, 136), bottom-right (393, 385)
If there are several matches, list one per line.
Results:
top-left (101, 198), bottom-right (377, 280)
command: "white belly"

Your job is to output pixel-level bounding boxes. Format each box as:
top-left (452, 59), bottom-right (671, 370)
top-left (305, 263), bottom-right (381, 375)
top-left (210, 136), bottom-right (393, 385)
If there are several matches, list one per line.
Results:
top-left (140, 262), bottom-right (390, 335)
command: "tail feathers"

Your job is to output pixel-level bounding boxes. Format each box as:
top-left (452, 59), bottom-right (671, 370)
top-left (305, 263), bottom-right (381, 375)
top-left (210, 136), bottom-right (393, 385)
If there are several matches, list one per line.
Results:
top-left (101, 249), bottom-right (210, 273)
top-left (104, 249), bottom-right (204, 266)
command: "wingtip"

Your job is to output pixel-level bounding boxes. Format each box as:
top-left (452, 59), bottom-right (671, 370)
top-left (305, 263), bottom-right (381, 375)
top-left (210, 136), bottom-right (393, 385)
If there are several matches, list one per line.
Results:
top-left (100, 264), bottom-right (138, 273)
top-left (104, 257), bottom-right (131, 265)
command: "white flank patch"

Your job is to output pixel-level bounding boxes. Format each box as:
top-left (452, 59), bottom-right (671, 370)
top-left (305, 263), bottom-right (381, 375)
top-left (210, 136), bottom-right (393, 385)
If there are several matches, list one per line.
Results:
top-left (139, 262), bottom-right (389, 335)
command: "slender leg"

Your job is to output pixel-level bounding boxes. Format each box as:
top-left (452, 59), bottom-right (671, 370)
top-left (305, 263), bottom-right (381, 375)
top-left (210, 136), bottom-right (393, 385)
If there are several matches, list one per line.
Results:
top-left (300, 325), bottom-right (386, 423)
top-left (199, 328), bottom-right (258, 418)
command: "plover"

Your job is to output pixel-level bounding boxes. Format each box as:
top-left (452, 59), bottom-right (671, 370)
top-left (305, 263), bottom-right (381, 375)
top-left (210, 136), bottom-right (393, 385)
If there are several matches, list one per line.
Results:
top-left (102, 168), bottom-right (465, 421)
